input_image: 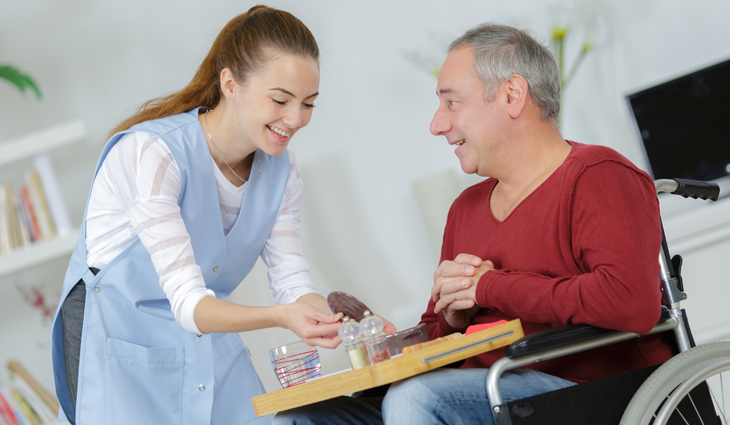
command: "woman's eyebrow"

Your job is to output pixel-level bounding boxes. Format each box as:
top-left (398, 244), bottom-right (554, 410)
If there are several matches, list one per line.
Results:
top-left (269, 87), bottom-right (319, 99)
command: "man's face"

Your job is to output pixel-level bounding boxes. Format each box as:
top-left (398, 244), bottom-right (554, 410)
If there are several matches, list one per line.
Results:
top-left (430, 46), bottom-right (506, 176)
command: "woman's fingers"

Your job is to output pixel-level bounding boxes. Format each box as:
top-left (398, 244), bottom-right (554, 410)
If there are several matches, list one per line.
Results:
top-left (305, 335), bottom-right (342, 349)
top-left (309, 310), bottom-right (343, 324)
top-left (285, 304), bottom-right (345, 348)
top-left (299, 321), bottom-right (343, 348)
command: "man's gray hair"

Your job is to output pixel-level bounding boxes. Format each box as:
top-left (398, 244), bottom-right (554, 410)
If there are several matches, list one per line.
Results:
top-left (449, 23), bottom-right (561, 126)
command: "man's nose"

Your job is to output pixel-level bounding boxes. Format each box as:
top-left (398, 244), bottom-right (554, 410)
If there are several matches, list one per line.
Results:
top-left (430, 107), bottom-right (451, 136)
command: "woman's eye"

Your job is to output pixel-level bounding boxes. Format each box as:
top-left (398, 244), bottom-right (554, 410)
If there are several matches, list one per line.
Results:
top-left (448, 100), bottom-right (457, 106)
top-left (272, 99), bottom-right (286, 105)
top-left (303, 103), bottom-right (315, 109)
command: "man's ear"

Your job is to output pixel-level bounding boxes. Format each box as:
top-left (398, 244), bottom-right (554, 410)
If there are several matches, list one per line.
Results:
top-left (503, 74), bottom-right (529, 119)
top-left (219, 68), bottom-right (236, 99)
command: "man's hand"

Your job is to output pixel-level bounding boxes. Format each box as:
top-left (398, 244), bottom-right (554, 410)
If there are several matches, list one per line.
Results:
top-left (346, 314), bottom-right (397, 335)
top-left (431, 254), bottom-right (494, 329)
top-left (378, 315), bottom-right (397, 335)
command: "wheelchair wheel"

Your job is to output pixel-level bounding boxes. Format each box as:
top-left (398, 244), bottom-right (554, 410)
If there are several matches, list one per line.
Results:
top-left (620, 342), bottom-right (730, 425)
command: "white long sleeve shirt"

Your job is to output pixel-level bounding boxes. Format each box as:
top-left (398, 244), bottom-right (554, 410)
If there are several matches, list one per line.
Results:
top-left (85, 132), bottom-right (317, 335)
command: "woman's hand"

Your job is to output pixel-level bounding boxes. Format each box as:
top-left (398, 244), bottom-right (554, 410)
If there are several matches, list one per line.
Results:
top-left (297, 292), bottom-right (396, 335)
top-left (280, 302), bottom-right (344, 349)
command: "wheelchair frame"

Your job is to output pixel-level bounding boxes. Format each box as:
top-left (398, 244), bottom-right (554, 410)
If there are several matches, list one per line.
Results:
top-left (486, 178), bottom-right (723, 425)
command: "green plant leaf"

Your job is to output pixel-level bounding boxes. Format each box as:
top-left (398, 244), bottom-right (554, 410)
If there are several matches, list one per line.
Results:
top-left (0, 65), bottom-right (42, 99)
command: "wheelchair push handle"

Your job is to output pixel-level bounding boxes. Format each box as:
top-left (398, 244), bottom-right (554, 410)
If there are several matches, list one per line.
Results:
top-left (655, 178), bottom-right (720, 201)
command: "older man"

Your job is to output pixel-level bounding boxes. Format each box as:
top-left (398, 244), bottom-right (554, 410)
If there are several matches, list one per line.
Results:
top-left (274, 23), bottom-right (673, 425)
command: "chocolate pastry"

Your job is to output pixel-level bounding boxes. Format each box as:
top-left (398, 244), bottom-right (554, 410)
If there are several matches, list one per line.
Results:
top-left (327, 291), bottom-right (372, 322)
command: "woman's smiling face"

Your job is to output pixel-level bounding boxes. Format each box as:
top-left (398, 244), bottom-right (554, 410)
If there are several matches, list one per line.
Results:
top-left (229, 52), bottom-right (320, 157)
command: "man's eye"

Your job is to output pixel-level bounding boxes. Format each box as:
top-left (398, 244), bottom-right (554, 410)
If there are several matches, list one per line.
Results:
top-left (272, 99), bottom-right (286, 105)
top-left (448, 100), bottom-right (457, 106)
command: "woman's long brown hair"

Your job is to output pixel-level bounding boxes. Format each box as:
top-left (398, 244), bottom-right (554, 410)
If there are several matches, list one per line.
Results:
top-left (108, 5), bottom-right (319, 138)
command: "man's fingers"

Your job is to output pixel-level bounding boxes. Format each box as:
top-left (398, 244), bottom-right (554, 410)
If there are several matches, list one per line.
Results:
top-left (440, 278), bottom-right (472, 296)
top-left (434, 284), bottom-right (477, 314)
top-left (434, 255), bottom-right (483, 281)
top-left (433, 260), bottom-right (451, 282)
top-left (433, 256), bottom-right (484, 302)
top-left (433, 276), bottom-right (467, 302)
top-left (434, 298), bottom-right (448, 314)
top-left (439, 262), bottom-right (477, 278)
top-left (432, 268), bottom-right (456, 301)
top-left (377, 315), bottom-right (397, 335)
top-left (431, 281), bottom-right (442, 302)
top-left (449, 299), bottom-right (476, 310)
top-left (454, 253), bottom-right (483, 267)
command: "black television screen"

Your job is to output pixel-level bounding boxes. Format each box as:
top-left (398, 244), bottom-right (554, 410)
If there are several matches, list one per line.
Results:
top-left (626, 58), bottom-right (730, 181)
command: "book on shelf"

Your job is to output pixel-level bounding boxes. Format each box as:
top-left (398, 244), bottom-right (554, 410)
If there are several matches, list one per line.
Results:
top-left (12, 194), bottom-right (31, 247)
top-left (24, 169), bottom-right (55, 240)
top-left (32, 154), bottom-right (72, 237)
top-left (21, 185), bottom-right (43, 243)
top-left (6, 189), bottom-right (23, 250)
top-left (0, 153), bottom-right (74, 258)
top-left (0, 384), bottom-right (21, 425)
top-left (18, 186), bottom-right (40, 243)
top-left (3, 360), bottom-right (62, 425)
top-left (10, 375), bottom-right (55, 425)
top-left (0, 183), bottom-right (11, 255)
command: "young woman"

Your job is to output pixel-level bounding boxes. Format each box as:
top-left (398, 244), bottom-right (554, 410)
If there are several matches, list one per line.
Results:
top-left (50, 6), bottom-right (344, 425)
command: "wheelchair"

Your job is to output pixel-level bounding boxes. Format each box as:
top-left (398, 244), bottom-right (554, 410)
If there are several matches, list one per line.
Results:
top-left (486, 178), bottom-right (727, 425)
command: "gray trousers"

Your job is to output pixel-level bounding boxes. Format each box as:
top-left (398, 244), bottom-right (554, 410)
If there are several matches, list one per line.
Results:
top-left (60, 268), bottom-right (98, 423)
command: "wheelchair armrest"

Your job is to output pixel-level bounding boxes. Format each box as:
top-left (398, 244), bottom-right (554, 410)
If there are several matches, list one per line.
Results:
top-left (504, 309), bottom-right (673, 359)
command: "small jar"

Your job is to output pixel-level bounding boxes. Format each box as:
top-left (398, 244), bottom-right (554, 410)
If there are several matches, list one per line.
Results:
top-left (359, 310), bottom-right (391, 364)
top-left (338, 317), bottom-right (369, 370)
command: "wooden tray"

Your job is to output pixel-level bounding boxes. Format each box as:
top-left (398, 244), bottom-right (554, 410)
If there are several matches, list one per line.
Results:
top-left (251, 319), bottom-right (523, 417)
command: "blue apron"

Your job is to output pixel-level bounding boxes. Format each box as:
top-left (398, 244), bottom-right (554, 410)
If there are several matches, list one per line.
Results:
top-left (50, 108), bottom-right (289, 425)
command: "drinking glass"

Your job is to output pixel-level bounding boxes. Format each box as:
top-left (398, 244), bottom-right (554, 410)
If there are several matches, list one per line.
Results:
top-left (269, 340), bottom-right (321, 388)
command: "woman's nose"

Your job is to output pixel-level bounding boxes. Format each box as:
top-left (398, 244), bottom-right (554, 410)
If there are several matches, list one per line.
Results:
top-left (282, 107), bottom-right (303, 129)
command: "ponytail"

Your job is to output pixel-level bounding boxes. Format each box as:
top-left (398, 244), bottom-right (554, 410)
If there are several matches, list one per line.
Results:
top-left (108, 5), bottom-right (319, 138)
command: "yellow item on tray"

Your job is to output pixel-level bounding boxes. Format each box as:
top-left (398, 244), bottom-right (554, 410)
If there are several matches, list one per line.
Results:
top-left (402, 332), bottom-right (463, 355)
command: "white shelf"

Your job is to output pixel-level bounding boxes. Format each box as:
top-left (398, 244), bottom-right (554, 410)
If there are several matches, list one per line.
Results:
top-left (0, 120), bottom-right (87, 278)
top-left (0, 120), bottom-right (87, 167)
top-left (0, 229), bottom-right (79, 278)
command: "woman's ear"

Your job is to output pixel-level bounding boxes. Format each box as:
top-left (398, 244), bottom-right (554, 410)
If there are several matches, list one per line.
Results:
top-left (219, 68), bottom-right (237, 99)
top-left (503, 73), bottom-right (529, 119)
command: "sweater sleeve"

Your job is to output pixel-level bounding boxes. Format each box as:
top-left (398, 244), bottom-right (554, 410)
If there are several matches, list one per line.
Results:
top-left (419, 202), bottom-right (466, 339)
top-left (95, 132), bottom-right (214, 335)
top-left (474, 161), bottom-right (663, 334)
top-left (260, 151), bottom-right (319, 304)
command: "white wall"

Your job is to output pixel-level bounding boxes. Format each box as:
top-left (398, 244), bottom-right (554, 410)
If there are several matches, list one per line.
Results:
top-left (1, 0), bottom-right (730, 394)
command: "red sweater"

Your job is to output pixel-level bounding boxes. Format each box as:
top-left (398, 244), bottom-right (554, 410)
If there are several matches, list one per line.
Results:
top-left (420, 141), bottom-right (674, 383)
